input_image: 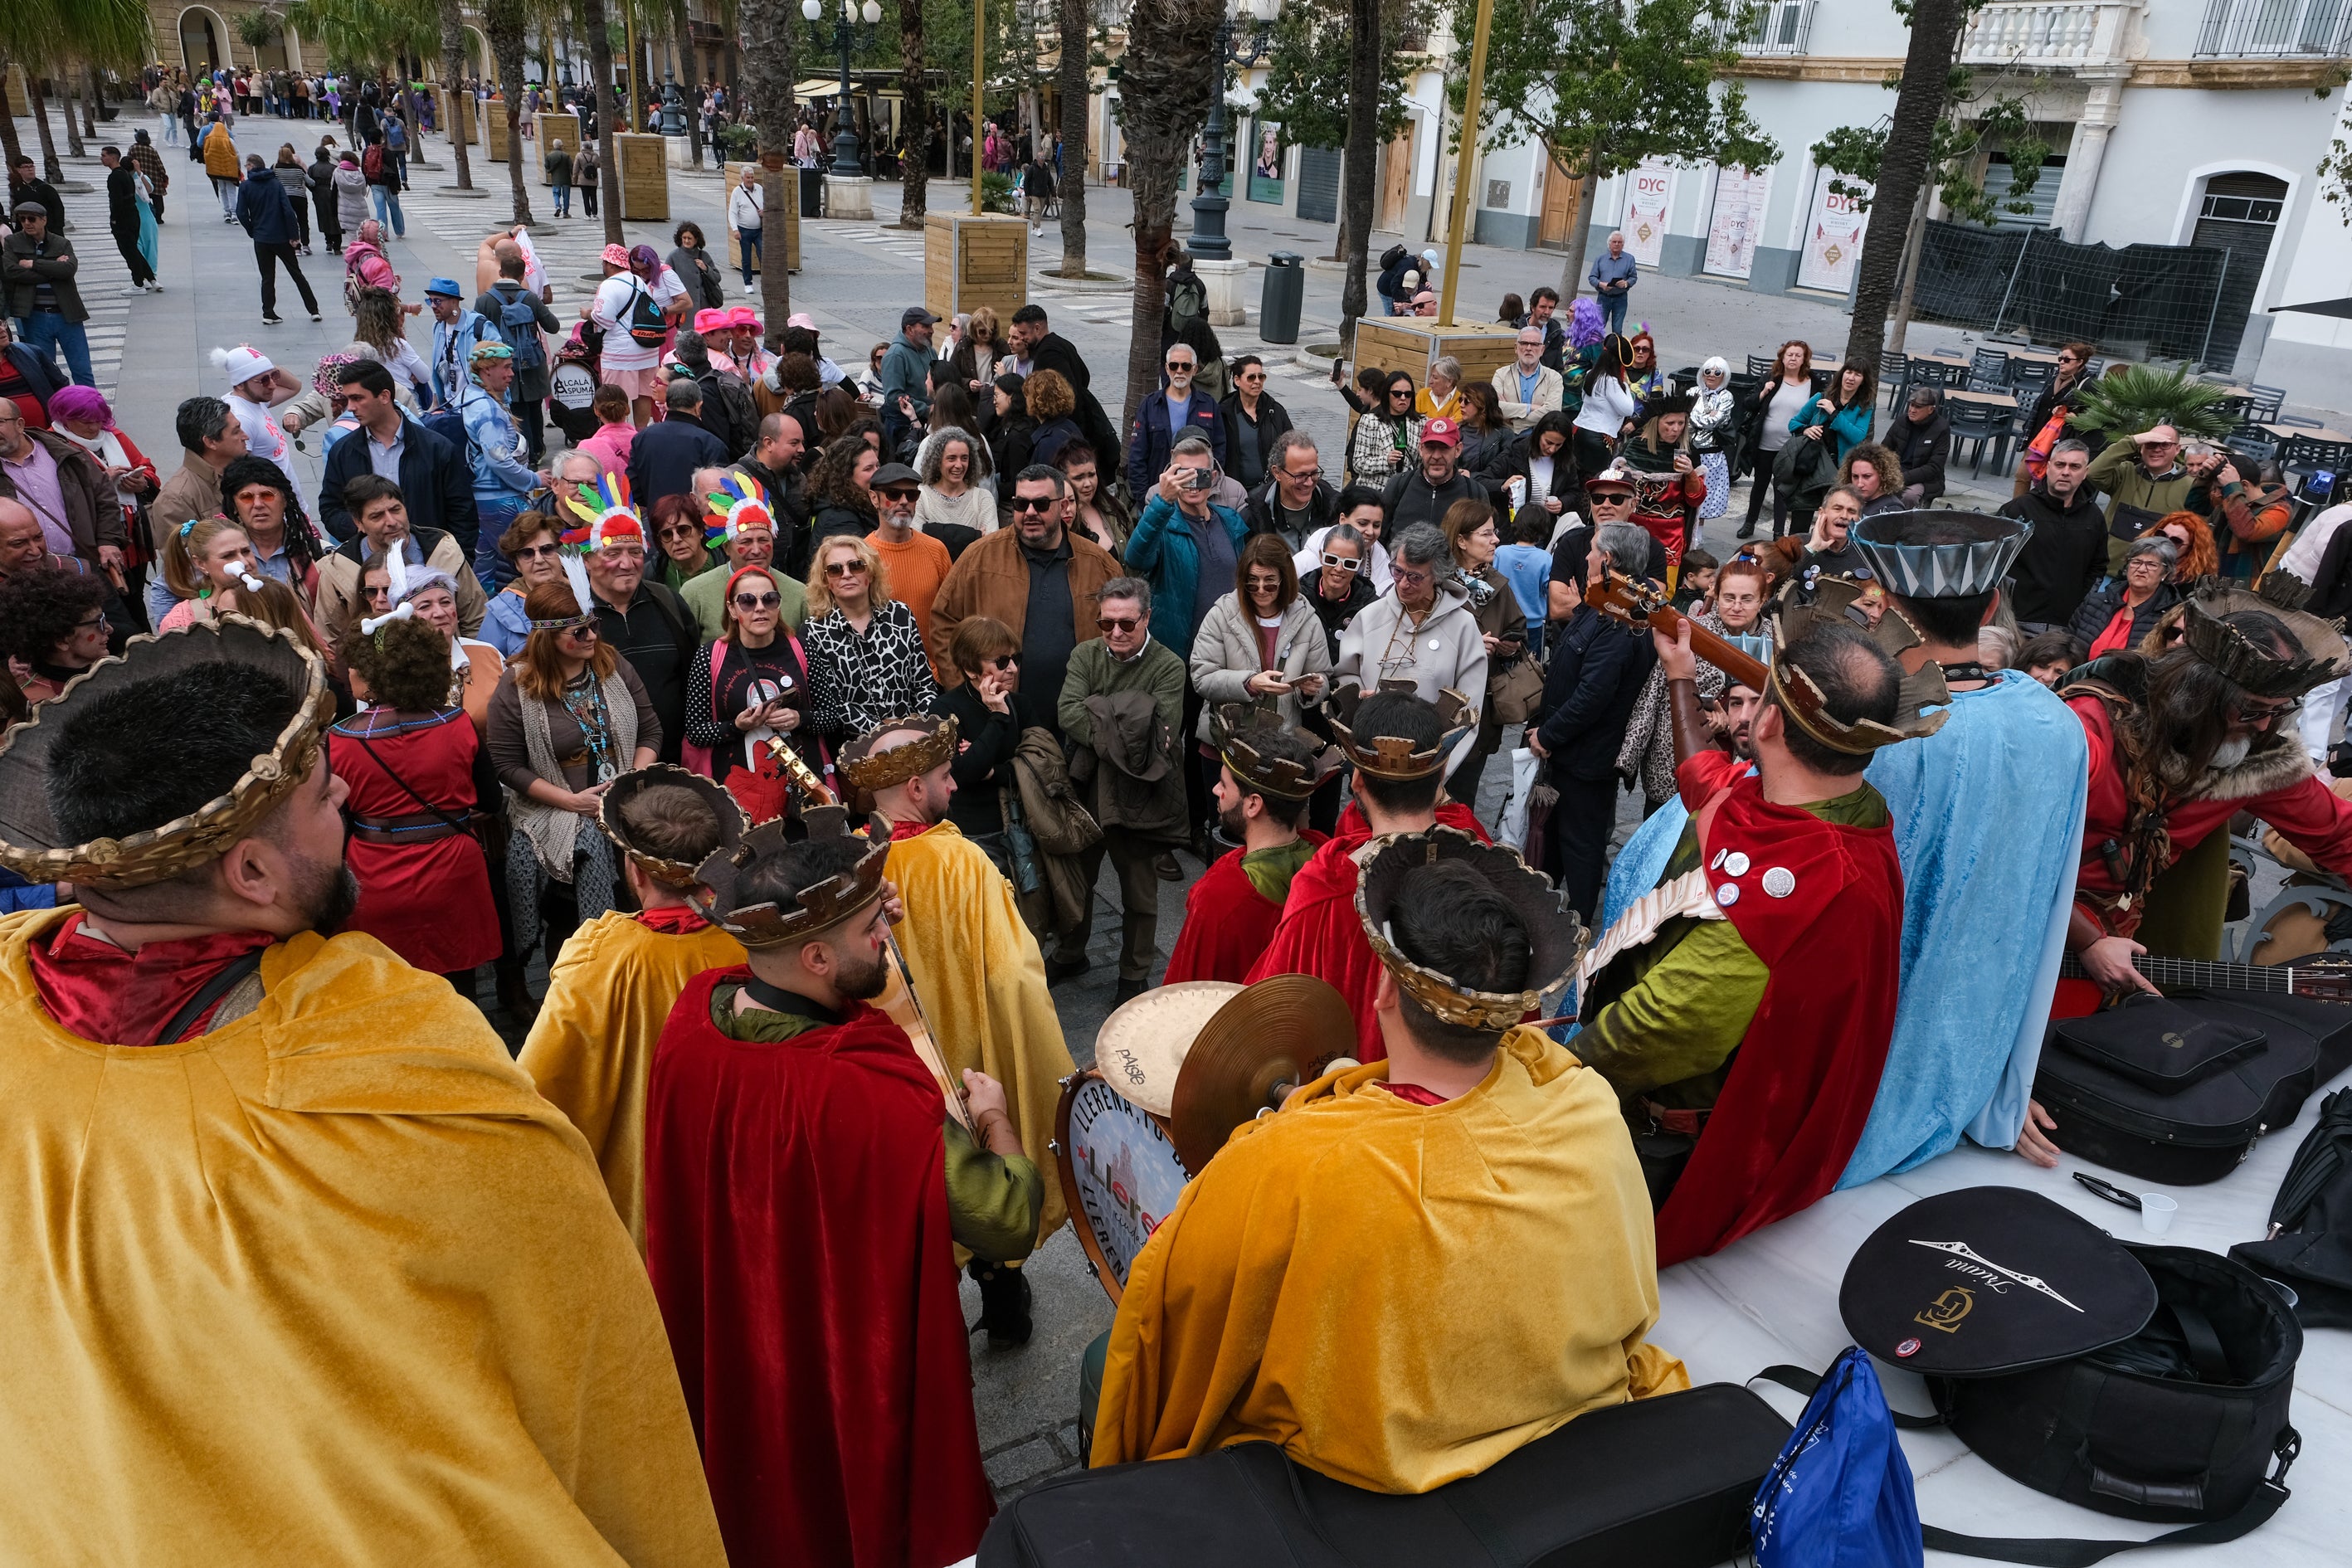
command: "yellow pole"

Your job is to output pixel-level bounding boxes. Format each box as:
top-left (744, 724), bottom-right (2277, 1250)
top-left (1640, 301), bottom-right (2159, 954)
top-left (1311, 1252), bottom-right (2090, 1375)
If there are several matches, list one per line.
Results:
top-left (1438, 0), bottom-right (1495, 328)
top-left (971, 0), bottom-right (985, 215)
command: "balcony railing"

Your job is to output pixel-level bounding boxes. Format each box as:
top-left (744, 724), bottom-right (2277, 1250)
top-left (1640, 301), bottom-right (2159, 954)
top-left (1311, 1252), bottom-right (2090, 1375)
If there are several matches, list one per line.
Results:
top-left (1716, 0), bottom-right (1814, 57)
top-left (2196, 0), bottom-right (2352, 57)
top-left (1960, 2), bottom-right (2136, 68)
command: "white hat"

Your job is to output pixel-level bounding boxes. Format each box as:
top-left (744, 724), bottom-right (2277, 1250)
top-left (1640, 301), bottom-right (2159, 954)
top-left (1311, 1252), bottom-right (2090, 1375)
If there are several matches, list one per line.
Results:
top-left (209, 345), bottom-right (275, 386)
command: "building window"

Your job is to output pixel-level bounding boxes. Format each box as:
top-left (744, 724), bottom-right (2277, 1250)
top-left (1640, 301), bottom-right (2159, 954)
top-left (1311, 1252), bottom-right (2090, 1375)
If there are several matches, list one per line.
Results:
top-left (2196, 0), bottom-right (2352, 59)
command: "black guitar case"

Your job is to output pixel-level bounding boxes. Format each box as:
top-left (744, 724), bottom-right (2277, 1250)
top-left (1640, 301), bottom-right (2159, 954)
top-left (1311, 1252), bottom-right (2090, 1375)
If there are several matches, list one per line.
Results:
top-left (2036, 991), bottom-right (2352, 1185)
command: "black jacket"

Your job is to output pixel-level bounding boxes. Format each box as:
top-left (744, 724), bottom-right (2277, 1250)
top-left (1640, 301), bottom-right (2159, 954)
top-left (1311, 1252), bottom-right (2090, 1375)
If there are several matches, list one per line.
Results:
top-left (8, 176), bottom-right (64, 234)
top-left (319, 413), bottom-right (476, 546)
top-left (626, 410), bottom-right (732, 509)
top-left (1880, 408), bottom-right (1950, 503)
top-left (592, 582), bottom-right (699, 764)
top-left (1303, 570), bottom-right (1378, 660)
top-left (1217, 389), bottom-right (1293, 491)
top-left (1240, 475), bottom-right (1339, 548)
top-left (105, 163), bottom-right (144, 229)
top-left (1999, 481), bottom-right (2108, 628)
top-left (1379, 467), bottom-right (1483, 537)
top-left (2067, 578), bottom-right (2180, 655)
top-left (1536, 606), bottom-right (1655, 783)
top-left (933, 679), bottom-right (1023, 839)
top-left (1030, 329), bottom-right (1122, 472)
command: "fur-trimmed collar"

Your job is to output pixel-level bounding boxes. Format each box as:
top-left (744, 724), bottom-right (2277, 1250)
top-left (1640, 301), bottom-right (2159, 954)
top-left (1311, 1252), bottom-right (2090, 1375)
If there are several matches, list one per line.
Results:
top-left (2199, 731), bottom-right (2319, 803)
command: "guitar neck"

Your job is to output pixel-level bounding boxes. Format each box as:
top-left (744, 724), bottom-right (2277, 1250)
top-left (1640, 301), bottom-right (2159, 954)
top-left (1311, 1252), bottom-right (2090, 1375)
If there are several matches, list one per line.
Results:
top-left (2058, 951), bottom-right (2299, 996)
top-left (768, 735), bottom-right (839, 808)
top-left (1595, 576), bottom-right (1771, 690)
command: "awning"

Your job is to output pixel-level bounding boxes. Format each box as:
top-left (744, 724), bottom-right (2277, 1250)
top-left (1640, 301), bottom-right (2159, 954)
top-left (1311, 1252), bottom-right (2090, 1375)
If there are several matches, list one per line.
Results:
top-left (2272, 298), bottom-right (2352, 320)
top-left (794, 77), bottom-right (844, 97)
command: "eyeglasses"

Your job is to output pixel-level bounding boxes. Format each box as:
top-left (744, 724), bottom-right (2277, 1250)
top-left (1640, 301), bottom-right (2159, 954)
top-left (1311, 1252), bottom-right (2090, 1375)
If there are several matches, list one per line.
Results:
top-left (1097, 615), bottom-right (1141, 633)
top-left (1166, 359), bottom-right (1195, 371)
top-left (514, 543), bottom-right (562, 559)
top-left (1390, 568), bottom-right (1433, 587)
top-left (1280, 465), bottom-right (1323, 482)
top-left (733, 592), bottom-right (781, 609)
top-left (1320, 553), bottom-right (1361, 572)
top-left (986, 653), bottom-right (1020, 670)
top-left (73, 611), bottom-right (107, 632)
top-left (657, 523), bottom-right (700, 541)
top-left (1239, 370), bottom-right (1265, 382)
top-left (1010, 495), bottom-right (1057, 513)
top-left (2232, 696), bottom-right (2294, 723)
top-left (1388, 387), bottom-right (1412, 399)
top-left (1517, 338), bottom-right (1544, 348)
top-left (1246, 574), bottom-right (1284, 591)
top-left (824, 560), bottom-right (869, 577)
top-left (878, 487), bottom-right (919, 503)
top-left (561, 624), bottom-right (601, 640)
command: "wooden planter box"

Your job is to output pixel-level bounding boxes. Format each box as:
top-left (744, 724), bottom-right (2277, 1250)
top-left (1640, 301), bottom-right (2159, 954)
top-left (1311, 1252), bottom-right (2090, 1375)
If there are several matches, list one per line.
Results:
top-left (484, 99), bottom-right (510, 162)
top-left (923, 212), bottom-right (1028, 325)
top-left (439, 88), bottom-right (476, 146)
top-left (538, 112), bottom-right (580, 184)
top-left (724, 162), bottom-right (801, 277)
top-left (1351, 319), bottom-right (1521, 395)
top-left (615, 133), bottom-right (670, 222)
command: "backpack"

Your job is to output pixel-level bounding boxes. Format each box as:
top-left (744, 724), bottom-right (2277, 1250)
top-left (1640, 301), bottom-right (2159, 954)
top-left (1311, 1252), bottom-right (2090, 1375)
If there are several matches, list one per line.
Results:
top-left (1750, 1347), bottom-right (1922, 1568)
top-left (419, 402), bottom-right (472, 462)
top-left (385, 118), bottom-right (406, 151)
top-left (493, 287), bottom-right (548, 375)
top-left (1379, 242), bottom-right (1410, 274)
top-left (362, 143), bottom-right (386, 183)
top-left (1165, 271), bottom-right (1206, 338)
top-left (626, 280), bottom-right (669, 348)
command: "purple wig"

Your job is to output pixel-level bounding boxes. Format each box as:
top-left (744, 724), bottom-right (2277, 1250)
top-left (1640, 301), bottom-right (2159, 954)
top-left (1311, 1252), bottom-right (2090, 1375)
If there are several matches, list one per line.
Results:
top-left (47, 386), bottom-right (113, 428)
top-left (1569, 297), bottom-right (1605, 351)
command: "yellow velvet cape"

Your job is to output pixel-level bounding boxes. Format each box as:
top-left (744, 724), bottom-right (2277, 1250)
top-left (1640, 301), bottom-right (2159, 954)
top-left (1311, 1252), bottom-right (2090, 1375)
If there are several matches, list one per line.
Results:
top-left (519, 911), bottom-right (747, 1254)
top-left (884, 820), bottom-right (1076, 1239)
top-left (0, 909), bottom-right (727, 1566)
top-left (1093, 1025), bottom-right (1688, 1493)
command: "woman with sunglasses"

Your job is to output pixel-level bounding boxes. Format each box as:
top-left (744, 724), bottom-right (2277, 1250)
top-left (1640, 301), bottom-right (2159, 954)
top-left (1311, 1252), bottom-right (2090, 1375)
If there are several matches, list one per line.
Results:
top-left (486, 580), bottom-right (661, 961)
top-left (481, 512), bottom-right (572, 656)
top-left (1191, 532), bottom-right (1332, 738)
top-left (801, 533), bottom-right (939, 758)
top-left (649, 494), bottom-right (719, 592)
top-left (683, 563), bottom-right (816, 822)
top-left (1347, 370), bottom-right (1420, 488)
top-left (931, 616), bottom-right (1028, 875)
top-left (1301, 522), bottom-right (1378, 661)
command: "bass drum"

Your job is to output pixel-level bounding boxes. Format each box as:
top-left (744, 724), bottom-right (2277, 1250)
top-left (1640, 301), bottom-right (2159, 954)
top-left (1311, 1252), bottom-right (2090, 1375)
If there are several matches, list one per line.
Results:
top-left (548, 357), bottom-right (601, 443)
top-left (1054, 1069), bottom-right (1191, 1306)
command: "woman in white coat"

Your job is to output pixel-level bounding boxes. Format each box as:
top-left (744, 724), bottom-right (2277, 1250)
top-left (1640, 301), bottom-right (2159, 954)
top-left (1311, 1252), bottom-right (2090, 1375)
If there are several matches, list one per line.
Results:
top-left (1188, 533), bottom-right (1333, 739)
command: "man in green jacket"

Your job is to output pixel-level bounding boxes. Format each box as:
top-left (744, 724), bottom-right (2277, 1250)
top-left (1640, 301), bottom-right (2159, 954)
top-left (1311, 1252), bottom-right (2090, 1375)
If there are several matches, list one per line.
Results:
top-left (2087, 424), bottom-right (2194, 573)
top-left (1055, 574), bottom-right (1187, 1003)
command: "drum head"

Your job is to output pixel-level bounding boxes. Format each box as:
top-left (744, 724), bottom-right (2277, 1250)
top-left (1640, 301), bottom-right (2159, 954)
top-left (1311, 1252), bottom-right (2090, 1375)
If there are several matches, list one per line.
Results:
top-left (550, 361), bottom-right (597, 405)
top-left (1054, 1071), bottom-right (1191, 1306)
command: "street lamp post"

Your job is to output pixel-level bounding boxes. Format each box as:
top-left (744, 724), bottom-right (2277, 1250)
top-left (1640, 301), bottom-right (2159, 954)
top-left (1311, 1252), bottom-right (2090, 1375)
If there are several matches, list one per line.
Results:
top-left (1187, 0), bottom-right (1281, 264)
top-left (660, 66), bottom-right (688, 137)
top-left (803, 0), bottom-right (884, 178)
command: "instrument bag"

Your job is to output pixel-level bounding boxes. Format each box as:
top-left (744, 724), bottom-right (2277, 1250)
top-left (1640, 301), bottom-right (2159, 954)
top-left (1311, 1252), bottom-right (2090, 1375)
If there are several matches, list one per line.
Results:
top-left (1813, 1187), bottom-right (2305, 1565)
top-left (979, 1381), bottom-right (1792, 1568)
top-left (2034, 993), bottom-right (2324, 1185)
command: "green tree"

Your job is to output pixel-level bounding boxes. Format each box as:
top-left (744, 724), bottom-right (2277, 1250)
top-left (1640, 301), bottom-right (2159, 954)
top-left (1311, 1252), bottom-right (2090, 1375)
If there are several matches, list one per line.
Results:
top-left (286, 0), bottom-right (438, 75)
top-left (1455, 0), bottom-right (1774, 305)
top-left (1251, 0), bottom-right (1423, 292)
top-left (1114, 0), bottom-right (1226, 433)
top-left (1809, 3), bottom-right (2049, 353)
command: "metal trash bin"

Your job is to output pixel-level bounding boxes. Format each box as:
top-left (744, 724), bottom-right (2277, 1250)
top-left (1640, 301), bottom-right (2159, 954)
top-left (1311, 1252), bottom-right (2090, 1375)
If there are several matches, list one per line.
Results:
top-left (1261, 251), bottom-right (1305, 344)
top-left (800, 167), bottom-right (823, 217)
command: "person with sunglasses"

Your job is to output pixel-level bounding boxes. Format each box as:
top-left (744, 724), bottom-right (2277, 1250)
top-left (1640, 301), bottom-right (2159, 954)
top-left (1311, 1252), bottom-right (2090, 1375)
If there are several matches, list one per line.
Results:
top-left (932, 616), bottom-right (1029, 858)
top-left (1218, 353), bottom-right (1292, 493)
top-left (683, 563), bottom-right (816, 822)
top-left (1240, 430), bottom-right (1336, 553)
top-left (481, 509), bottom-right (572, 655)
top-left (801, 533), bottom-right (939, 759)
top-left (1300, 522), bottom-right (1379, 665)
top-left (1125, 339), bottom-right (1228, 501)
top-left (1346, 370), bottom-right (1419, 488)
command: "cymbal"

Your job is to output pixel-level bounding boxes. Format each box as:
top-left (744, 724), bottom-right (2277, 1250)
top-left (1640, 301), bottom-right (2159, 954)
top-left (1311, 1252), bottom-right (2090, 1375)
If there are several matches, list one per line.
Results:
top-left (1169, 974), bottom-right (1358, 1176)
top-left (1093, 981), bottom-right (1244, 1118)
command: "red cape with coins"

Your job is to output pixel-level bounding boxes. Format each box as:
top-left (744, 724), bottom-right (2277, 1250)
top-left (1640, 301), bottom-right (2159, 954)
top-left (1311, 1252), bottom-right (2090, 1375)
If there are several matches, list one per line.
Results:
top-left (643, 970), bottom-right (992, 1568)
top-left (1653, 751), bottom-right (1905, 1267)
top-left (1164, 830), bottom-right (1329, 986)
top-left (1247, 805), bottom-right (1489, 1061)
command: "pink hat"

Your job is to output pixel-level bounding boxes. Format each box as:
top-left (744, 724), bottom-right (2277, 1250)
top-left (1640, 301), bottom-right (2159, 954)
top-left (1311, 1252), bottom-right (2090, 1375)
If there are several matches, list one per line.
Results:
top-left (600, 242), bottom-right (631, 269)
top-left (726, 306), bottom-right (761, 331)
top-left (786, 312), bottom-right (817, 332)
top-left (692, 308), bottom-right (732, 335)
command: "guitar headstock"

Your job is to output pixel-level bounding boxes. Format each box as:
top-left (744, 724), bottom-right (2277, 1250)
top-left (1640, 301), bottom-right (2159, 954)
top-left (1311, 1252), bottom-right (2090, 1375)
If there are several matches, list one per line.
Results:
top-left (1589, 568), bottom-right (1667, 631)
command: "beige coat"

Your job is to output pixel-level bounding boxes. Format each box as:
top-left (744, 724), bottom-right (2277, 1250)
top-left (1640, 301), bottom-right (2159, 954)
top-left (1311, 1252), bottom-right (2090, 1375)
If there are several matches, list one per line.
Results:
top-left (1491, 362), bottom-right (1566, 431)
top-left (1187, 592), bottom-right (1332, 738)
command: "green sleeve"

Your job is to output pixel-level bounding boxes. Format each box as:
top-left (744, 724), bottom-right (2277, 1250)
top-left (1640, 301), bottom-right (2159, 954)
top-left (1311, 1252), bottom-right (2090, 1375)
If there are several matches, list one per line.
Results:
top-left (1575, 918), bottom-right (1771, 1100)
top-left (944, 1118), bottom-right (1045, 1264)
top-left (2084, 436), bottom-right (2136, 496)
top-left (1058, 642), bottom-right (1097, 749)
top-left (1150, 647), bottom-right (1186, 733)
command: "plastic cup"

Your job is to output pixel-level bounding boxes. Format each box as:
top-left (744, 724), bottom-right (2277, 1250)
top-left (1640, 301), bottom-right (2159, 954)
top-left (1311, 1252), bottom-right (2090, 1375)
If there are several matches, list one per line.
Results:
top-left (2140, 1194), bottom-right (2178, 1236)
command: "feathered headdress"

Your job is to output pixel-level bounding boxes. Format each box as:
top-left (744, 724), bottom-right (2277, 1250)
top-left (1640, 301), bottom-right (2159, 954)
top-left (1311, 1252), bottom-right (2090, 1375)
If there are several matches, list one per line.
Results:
top-left (702, 471), bottom-right (775, 548)
top-left (558, 470), bottom-right (647, 554)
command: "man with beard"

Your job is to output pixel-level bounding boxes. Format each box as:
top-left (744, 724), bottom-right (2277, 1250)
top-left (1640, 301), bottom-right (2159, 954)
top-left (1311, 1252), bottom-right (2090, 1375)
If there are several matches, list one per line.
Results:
top-left (644, 826), bottom-right (1040, 1568)
top-left (2060, 582), bottom-right (2352, 1001)
top-left (839, 715), bottom-right (1073, 1346)
top-left (0, 619), bottom-right (725, 1565)
top-left (1164, 706), bottom-right (1340, 985)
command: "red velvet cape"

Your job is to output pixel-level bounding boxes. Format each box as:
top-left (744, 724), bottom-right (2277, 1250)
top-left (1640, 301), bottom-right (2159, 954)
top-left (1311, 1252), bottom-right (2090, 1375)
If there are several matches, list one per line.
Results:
top-left (1164, 831), bottom-right (1328, 986)
top-left (643, 970), bottom-right (991, 1568)
top-left (1334, 796), bottom-right (1492, 843)
top-left (1653, 752), bottom-right (1904, 1267)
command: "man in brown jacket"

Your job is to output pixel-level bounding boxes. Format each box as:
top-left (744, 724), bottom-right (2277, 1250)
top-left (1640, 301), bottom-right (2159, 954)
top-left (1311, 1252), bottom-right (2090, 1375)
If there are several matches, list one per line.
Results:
top-left (928, 463), bottom-right (1118, 738)
top-left (148, 396), bottom-right (250, 625)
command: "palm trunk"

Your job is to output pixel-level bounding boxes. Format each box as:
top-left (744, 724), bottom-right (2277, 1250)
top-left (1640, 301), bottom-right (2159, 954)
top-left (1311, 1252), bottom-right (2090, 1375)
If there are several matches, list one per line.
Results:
top-left (1055, 0), bottom-right (1088, 275)
top-left (669, 0), bottom-right (702, 163)
top-left (1843, 0), bottom-right (1967, 370)
top-left (1337, 0), bottom-right (1380, 350)
top-left (83, 64), bottom-right (103, 138)
top-left (898, 0), bottom-right (929, 229)
top-left (0, 54), bottom-right (27, 173)
top-left (580, 0), bottom-right (626, 244)
top-left (1119, 0), bottom-right (1225, 435)
top-left (740, 0), bottom-right (795, 320)
top-left (491, 23), bottom-right (537, 225)
top-left (61, 73), bottom-right (86, 161)
top-left (1556, 144), bottom-right (1602, 306)
top-left (27, 74), bottom-right (63, 183)
top-left (441, 1), bottom-right (476, 191)
top-left (1885, 183), bottom-right (1932, 353)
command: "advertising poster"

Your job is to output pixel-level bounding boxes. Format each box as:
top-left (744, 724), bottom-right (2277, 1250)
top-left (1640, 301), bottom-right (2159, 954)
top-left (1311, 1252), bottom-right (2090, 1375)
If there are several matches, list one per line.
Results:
top-left (1247, 118), bottom-right (1285, 204)
top-left (1797, 167), bottom-right (1872, 292)
top-left (1703, 165), bottom-right (1772, 279)
top-left (1623, 157), bottom-right (1673, 266)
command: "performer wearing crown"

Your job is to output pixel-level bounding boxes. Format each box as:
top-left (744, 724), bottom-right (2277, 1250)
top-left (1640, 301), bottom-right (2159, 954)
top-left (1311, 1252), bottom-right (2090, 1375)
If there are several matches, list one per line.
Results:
top-left (1573, 605), bottom-right (1921, 1266)
top-left (839, 714), bottom-right (1075, 1346)
top-left (1246, 686), bottom-right (1478, 1061)
top-left (643, 824), bottom-right (1042, 1568)
top-left (2060, 577), bottom-right (2352, 996)
top-left (0, 619), bottom-right (724, 1564)
top-left (520, 767), bottom-right (750, 1255)
top-left (1164, 705), bottom-right (1340, 986)
top-left (1094, 830), bottom-right (1685, 1490)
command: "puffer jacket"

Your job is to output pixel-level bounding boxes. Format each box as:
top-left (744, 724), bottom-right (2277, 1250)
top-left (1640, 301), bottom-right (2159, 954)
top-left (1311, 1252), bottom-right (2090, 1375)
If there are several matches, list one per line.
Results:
top-left (1187, 592), bottom-right (1332, 736)
top-left (1332, 581), bottom-right (1490, 727)
top-left (202, 123), bottom-right (242, 180)
top-left (334, 162), bottom-right (369, 230)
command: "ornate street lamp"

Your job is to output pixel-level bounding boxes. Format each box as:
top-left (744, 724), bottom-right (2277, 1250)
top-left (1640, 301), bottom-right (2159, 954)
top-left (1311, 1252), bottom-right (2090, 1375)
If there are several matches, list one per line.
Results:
top-left (803, 0), bottom-right (884, 178)
top-left (660, 66), bottom-right (688, 136)
top-left (1188, 0), bottom-right (1281, 263)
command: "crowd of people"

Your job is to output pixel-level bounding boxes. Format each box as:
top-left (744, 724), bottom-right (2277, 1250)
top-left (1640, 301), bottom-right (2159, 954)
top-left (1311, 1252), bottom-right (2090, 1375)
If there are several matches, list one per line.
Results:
top-left (9, 134), bottom-right (2352, 1565)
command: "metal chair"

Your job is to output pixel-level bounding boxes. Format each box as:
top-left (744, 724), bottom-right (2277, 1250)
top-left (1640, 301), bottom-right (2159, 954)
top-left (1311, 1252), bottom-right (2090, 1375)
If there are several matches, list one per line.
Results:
top-left (2225, 426), bottom-right (2280, 468)
top-left (2249, 384), bottom-right (2288, 422)
top-left (1969, 348), bottom-right (2009, 392)
top-left (2281, 436), bottom-right (2352, 509)
top-left (2006, 358), bottom-right (2054, 406)
top-left (1877, 350), bottom-right (1910, 407)
top-left (1746, 353), bottom-right (1778, 378)
top-left (2213, 393), bottom-right (2256, 426)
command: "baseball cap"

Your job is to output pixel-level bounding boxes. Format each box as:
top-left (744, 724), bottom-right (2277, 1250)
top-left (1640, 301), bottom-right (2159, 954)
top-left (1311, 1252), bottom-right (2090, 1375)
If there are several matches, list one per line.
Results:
top-left (1420, 416), bottom-right (1461, 449)
top-left (786, 312), bottom-right (817, 332)
top-left (423, 276), bottom-right (463, 299)
top-left (871, 462), bottom-right (922, 490)
top-left (600, 242), bottom-right (631, 269)
top-left (901, 306), bottom-right (940, 328)
top-left (1584, 463), bottom-right (1637, 494)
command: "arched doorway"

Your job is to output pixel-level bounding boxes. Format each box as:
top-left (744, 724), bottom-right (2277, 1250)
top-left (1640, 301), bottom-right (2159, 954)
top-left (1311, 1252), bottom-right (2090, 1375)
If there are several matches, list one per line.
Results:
top-left (179, 7), bottom-right (227, 77)
top-left (2192, 171), bottom-right (2287, 373)
top-left (465, 27), bottom-right (494, 82)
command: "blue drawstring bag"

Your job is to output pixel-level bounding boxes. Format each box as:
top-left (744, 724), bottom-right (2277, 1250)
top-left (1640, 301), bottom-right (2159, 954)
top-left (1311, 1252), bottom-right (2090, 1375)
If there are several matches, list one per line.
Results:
top-left (1752, 1346), bottom-right (1924, 1568)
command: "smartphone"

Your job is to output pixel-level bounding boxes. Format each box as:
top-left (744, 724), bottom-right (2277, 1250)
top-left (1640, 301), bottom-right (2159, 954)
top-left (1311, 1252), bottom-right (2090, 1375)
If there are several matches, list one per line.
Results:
top-left (1183, 467), bottom-right (1215, 492)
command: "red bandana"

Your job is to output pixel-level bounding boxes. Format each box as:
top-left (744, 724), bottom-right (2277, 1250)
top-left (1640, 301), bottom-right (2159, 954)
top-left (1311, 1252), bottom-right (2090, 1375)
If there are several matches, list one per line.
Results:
top-left (633, 903), bottom-right (713, 934)
top-left (29, 912), bottom-right (276, 1045)
top-left (886, 818), bottom-right (932, 843)
top-left (1376, 1080), bottom-right (1451, 1107)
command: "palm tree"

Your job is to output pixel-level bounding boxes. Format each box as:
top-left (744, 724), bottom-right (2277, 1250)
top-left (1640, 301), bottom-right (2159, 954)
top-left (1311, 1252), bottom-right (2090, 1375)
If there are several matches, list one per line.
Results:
top-left (738, 0), bottom-right (797, 321)
top-left (897, 0), bottom-right (930, 229)
top-left (1114, 0), bottom-right (1223, 433)
top-left (438, 0), bottom-right (478, 191)
top-left (0, 51), bottom-right (26, 173)
top-left (579, 0), bottom-right (627, 245)
top-left (483, 0), bottom-right (536, 224)
top-left (668, 0), bottom-right (704, 165)
top-left (1337, 0), bottom-right (1379, 349)
top-left (1054, 0), bottom-right (1088, 274)
top-left (0, 0), bottom-right (153, 183)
